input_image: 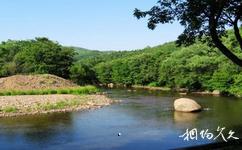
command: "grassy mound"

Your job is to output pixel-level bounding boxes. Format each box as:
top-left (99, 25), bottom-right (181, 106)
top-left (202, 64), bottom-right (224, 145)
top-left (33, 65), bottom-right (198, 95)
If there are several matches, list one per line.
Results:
top-left (0, 74), bottom-right (78, 91)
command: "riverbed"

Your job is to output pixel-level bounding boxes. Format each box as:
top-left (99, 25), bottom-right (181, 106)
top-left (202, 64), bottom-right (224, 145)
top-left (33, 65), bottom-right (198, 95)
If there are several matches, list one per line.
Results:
top-left (0, 88), bottom-right (242, 149)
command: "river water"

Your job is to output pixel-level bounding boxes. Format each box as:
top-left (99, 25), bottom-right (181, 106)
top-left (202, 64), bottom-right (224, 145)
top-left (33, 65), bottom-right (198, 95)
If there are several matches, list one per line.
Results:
top-left (0, 88), bottom-right (242, 149)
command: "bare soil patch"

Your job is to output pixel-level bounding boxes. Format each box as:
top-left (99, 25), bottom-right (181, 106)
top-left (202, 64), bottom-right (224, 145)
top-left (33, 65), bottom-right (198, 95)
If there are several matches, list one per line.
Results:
top-left (0, 74), bottom-right (78, 91)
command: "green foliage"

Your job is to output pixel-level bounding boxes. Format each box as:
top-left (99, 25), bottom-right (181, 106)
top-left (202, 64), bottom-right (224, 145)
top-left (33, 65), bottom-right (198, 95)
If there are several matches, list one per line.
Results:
top-left (158, 44), bottom-right (219, 90)
top-left (134, 0), bottom-right (242, 66)
top-left (148, 82), bottom-right (159, 87)
top-left (74, 30), bottom-right (242, 96)
top-left (0, 29), bottom-right (241, 96)
top-left (94, 42), bottom-right (177, 86)
top-left (0, 86), bottom-right (99, 96)
top-left (208, 63), bottom-right (241, 95)
top-left (0, 37), bottom-right (75, 78)
top-left (41, 101), bottom-right (68, 110)
top-left (1, 106), bottom-right (18, 113)
top-left (70, 62), bottom-right (96, 85)
top-left (49, 89), bottom-right (58, 94)
top-left (229, 73), bottom-right (242, 97)
top-left (95, 62), bottom-right (113, 84)
top-left (57, 89), bottom-right (69, 94)
top-left (36, 99), bottom-right (83, 111)
top-left (72, 47), bottom-right (104, 60)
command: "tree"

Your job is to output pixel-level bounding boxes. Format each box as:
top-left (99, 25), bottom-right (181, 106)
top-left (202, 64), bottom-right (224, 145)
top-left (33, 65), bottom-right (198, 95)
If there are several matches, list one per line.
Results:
top-left (70, 62), bottom-right (97, 85)
top-left (134, 0), bottom-right (242, 66)
top-left (95, 62), bottom-right (113, 84)
top-left (0, 38), bottom-right (75, 78)
top-left (13, 38), bottom-right (75, 78)
top-left (0, 40), bottom-right (22, 76)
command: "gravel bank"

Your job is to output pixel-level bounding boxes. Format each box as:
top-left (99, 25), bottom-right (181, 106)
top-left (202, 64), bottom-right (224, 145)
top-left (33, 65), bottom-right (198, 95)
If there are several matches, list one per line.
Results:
top-left (0, 94), bottom-right (113, 117)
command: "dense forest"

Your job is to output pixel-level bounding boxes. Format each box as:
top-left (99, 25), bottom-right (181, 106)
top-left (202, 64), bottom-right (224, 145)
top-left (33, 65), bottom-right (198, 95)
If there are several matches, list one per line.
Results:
top-left (0, 29), bottom-right (241, 96)
top-left (0, 38), bottom-right (75, 78)
top-left (72, 28), bottom-right (242, 96)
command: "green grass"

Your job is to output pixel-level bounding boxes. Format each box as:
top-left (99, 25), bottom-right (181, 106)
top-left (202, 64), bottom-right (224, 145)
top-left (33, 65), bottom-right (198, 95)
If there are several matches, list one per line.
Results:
top-left (1, 106), bottom-right (18, 113)
top-left (147, 82), bottom-right (159, 87)
top-left (37, 99), bottom-right (83, 111)
top-left (40, 102), bottom-right (66, 110)
top-left (0, 85), bottom-right (99, 96)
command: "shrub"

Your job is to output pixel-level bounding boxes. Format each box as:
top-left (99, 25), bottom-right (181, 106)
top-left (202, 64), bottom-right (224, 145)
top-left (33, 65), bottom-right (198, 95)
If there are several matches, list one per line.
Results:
top-left (148, 82), bottom-right (159, 87)
top-left (0, 86), bottom-right (99, 96)
top-left (1, 106), bottom-right (18, 113)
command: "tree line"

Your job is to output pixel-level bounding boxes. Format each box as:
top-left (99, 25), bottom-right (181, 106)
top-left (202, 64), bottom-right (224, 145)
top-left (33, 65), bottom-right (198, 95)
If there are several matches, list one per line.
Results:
top-left (0, 29), bottom-right (241, 96)
top-left (73, 28), bottom-right (242, 96)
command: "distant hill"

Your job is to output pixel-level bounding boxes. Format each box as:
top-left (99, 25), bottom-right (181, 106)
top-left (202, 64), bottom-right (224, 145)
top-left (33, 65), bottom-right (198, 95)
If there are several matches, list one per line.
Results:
top-left (74, 42), bottom-right (179, 66)
top-left (68, 47), bottom-right (105, 60)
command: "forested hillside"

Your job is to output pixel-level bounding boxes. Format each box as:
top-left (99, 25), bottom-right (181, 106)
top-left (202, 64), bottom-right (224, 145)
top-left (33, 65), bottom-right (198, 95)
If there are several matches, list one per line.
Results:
top-left (72, 29), bottom-right (242, 96)
top-left (0, 29), bottom-right (241, 96)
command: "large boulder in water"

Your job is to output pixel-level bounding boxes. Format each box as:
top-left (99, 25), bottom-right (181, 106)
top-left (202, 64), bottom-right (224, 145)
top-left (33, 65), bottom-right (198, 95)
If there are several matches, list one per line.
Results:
top-left (174, 98), bottom-right (202, 112)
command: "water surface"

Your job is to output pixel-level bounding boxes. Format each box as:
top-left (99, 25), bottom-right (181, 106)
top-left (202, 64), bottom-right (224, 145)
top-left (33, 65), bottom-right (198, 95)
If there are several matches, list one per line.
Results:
top-left (0, 88), bottom-right (242, 149)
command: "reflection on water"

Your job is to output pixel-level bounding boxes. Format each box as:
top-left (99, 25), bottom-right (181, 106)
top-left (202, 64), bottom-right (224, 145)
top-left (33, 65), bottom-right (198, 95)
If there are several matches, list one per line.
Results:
top-left (0, 88), bottom-right (242, 149)
top-left (0, 113), bottom-right (75, 149)
top-left (174, 111), bottom-right (199, 123)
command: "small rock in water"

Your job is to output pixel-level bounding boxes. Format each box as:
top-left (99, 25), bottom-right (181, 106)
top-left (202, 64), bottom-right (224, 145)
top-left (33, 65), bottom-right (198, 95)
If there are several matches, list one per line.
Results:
top-left (118, 133), bottom-right (122, 136)
top-left (203, 108), bottom-right (211, 111)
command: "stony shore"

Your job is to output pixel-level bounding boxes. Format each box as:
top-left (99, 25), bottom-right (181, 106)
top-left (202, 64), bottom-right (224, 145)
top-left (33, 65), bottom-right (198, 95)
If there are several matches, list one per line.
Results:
top-left (131, 85), bottom-right (222, 96)
top-left (131, 85), bottom-right (171, 91)
top-left (0, 94), bottom-right (114, 118)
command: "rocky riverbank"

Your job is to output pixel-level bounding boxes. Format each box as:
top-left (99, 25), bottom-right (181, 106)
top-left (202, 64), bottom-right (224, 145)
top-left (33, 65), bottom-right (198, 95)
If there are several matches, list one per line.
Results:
top-left (131, 85), bottom-right (222, 96)
top-left (131, 85), bottom-right (171, 91)
top-left (0, 94), bottom-right (114, 117)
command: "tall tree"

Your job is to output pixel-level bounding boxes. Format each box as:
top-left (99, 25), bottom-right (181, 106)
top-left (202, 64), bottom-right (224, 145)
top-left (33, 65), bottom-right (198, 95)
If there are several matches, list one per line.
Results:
top-left (134, 0), bottom-right (242, 66)
top-left (0, 38), bottom-right (75, 78)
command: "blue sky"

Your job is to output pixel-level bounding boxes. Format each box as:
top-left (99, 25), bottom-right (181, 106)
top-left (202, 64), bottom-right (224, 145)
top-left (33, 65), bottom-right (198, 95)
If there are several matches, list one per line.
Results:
top-left (0, 0), bottom-right (183, 50)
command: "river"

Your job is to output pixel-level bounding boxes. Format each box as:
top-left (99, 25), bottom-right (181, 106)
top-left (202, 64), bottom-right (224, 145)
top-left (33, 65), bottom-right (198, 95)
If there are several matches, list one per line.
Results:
top-left (0, 88), bottom-right (242, 149)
